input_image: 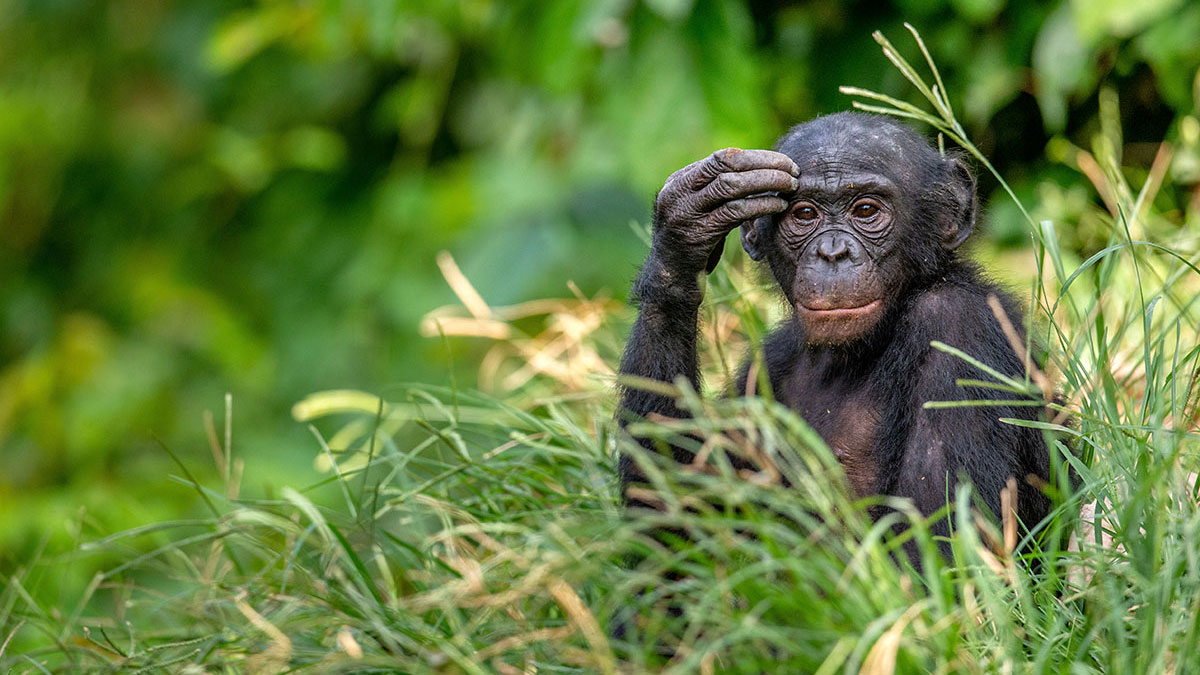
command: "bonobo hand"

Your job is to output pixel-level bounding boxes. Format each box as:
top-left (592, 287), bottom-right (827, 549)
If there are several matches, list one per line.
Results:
top-left (650, 148), bottom-right (799, 278)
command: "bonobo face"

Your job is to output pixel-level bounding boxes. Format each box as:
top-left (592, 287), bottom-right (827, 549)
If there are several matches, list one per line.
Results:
top-left (741, 113), bottom-right (976, 346)
top-left (772, 168), bottom-right (897, 343)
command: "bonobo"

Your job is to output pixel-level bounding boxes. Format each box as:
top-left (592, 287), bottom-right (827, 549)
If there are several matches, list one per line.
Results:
top-left (617, 112), bottom-right (1051, 555)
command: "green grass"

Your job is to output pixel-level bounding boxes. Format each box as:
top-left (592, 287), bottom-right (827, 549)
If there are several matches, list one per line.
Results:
top-left (3, 28), bottom-right (1200, 673)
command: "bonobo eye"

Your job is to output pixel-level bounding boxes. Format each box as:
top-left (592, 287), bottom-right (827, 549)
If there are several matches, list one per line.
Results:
top-left (790, 202), bottom-right (820, 225)
top-left (852, 201), bottom-right (878, 218)
top-left (850, 199), bottom-right (886, 230)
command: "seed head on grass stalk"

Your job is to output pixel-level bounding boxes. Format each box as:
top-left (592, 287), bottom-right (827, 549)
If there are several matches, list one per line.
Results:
top-left (839, 24), bottom-right (1033, 230)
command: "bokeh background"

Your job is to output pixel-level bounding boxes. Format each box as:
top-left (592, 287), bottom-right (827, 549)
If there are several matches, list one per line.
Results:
top-left (2, 0), bottom-right (1198, 577)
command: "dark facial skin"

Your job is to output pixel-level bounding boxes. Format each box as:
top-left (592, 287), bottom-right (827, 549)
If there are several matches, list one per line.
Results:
top-left (767, 169), bottom-right (896, 343)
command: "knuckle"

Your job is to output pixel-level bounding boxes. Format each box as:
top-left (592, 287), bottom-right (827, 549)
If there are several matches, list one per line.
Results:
top-left (711, 147), bottom-right (739, 170)
top-left (720, 200), bottom-right (749, 221)
top-left (712, 173), bottom-right (736, 198)
top-left (663, 169), bottom-right (689, 193)
top-left (666, 163), bottom-right (701, 192)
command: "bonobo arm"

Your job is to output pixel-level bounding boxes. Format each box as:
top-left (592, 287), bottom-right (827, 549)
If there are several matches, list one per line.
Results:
top-left (617, 149), bottom-right (798, 487)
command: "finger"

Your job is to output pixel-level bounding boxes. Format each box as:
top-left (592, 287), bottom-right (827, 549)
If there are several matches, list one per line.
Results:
top-left (658, 160), bottom-right (707, 207)
top-left (694, 169), bottom-right (799, 210)
top-left (708, 195), bottom-right (789, 227)
top-left (708, 148), bottom-right (799, 177)
top-left (661, 162), bottom-right (698, 192)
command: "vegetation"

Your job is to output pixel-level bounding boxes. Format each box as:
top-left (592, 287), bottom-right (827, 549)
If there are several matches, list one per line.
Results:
top-left (3, 1), bottom-right (1200, 672)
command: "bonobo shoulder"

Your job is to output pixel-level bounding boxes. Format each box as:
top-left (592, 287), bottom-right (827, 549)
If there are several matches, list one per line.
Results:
top-left (908, 263), bottom-right (1016, 313)
top-left (907, 283), bottom-right (979, 321)
top-left (902, 263), bottom-right (1027, 347)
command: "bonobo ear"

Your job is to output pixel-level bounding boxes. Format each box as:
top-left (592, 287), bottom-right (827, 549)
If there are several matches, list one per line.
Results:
top-left (941, 157), bottom-right (977, 250)
top-left (740, 217), bottom-right (769, 261)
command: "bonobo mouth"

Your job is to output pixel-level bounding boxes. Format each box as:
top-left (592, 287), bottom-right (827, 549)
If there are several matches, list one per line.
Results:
top-left (794, 299), bottom-right (884, 344)
top-left (796, 299), bottom-right (881, 317)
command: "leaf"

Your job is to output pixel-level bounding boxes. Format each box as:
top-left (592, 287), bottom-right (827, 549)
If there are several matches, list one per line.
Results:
top-left (1031, 4), bottom-right (1093, 132)
top-left (644, 0), bottom-right (696, 21)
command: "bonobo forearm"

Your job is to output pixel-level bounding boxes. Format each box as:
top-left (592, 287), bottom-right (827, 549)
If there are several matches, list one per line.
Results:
top-left (617, 253), bottom-right (704, 423)
top-left (616, 147), bottom-right (797, 426)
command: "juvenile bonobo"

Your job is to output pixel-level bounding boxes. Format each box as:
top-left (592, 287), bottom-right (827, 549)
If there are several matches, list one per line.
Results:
top-left (617, 112), bottom-right (1051, 556)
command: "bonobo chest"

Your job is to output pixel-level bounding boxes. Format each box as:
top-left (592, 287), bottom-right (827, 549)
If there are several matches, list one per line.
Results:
top-left (777, 361), bottom-right (881, 498)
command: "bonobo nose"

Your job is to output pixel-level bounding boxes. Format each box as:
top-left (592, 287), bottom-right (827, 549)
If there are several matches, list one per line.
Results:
top-left (816, 232), bottom-right (854, 262)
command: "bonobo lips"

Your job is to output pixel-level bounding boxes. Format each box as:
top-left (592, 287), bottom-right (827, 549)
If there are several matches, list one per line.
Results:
top-left (794, 298), bottom-right (885, 343)
top-left (796, 299), bottom-right (881, 317)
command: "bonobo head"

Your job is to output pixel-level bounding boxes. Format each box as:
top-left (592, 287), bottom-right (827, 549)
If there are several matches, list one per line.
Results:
top-left (740, 112), bottom-right (977, 345)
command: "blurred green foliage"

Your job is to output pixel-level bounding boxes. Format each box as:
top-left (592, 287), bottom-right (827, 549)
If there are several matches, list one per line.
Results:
top-left (1, 0), bottom-right (1198, 583)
